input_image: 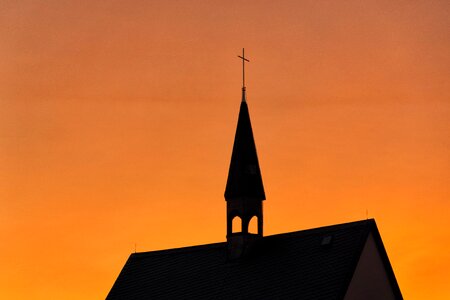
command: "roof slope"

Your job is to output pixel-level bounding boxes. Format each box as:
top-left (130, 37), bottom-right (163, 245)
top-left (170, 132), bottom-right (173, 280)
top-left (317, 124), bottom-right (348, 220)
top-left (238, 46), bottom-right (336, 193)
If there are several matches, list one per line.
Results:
top-left (224, 100), bottom-right (265, 200)
top-left (107, 219), bottom-right (401, 299)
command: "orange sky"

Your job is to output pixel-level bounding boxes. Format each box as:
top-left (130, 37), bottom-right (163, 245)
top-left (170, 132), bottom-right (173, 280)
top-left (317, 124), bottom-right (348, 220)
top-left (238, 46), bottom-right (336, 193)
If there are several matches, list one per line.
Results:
top-left (1, 1), bottom-right (449, 299)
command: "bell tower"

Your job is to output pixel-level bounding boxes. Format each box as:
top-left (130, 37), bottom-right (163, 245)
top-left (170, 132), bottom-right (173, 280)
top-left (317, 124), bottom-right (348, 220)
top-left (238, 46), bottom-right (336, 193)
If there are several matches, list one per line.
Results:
top-left (225, 49), bottom-right (266, 260)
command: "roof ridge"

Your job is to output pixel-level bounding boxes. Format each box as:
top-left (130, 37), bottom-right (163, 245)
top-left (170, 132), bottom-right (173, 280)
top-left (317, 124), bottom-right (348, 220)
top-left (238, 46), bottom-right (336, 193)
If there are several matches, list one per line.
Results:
top-left (131, 219), bottom-right (375, 258)
top-left (132, 241), bottom-right (225, 258)
top-left (264, 219), bottom-right (375, 239)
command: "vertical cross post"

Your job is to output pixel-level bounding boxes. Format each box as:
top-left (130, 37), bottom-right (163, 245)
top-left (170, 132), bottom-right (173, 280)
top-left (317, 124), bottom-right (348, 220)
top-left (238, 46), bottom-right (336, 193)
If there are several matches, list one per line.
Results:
top-left (238, 48), bottom-right (250, 89)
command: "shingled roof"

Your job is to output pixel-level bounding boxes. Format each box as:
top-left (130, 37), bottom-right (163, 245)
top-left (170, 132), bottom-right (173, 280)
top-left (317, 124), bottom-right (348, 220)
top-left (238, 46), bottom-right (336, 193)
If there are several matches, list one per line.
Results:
top-left (107, 219), bottom-right (402, 299)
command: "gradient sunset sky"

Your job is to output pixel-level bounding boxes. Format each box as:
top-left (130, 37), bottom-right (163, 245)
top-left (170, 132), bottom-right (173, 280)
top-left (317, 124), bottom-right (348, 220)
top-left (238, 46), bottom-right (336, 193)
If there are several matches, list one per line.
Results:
top-left (1, 1), bottom-right (449, 299)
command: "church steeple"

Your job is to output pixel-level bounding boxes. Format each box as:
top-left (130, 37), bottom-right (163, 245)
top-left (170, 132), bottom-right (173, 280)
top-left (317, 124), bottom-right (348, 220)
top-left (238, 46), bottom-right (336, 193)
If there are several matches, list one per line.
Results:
top-left (225, 49), bottom-right (265, 260)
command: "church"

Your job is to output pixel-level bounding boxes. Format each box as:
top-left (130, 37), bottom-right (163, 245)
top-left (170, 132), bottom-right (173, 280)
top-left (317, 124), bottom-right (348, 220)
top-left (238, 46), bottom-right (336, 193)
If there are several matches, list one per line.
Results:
top-left (107, 51), bottom-right (403, 299)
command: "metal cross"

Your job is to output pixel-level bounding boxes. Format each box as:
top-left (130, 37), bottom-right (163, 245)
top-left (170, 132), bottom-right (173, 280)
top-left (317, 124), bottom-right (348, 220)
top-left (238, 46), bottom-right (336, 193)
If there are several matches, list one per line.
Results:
top-left (238, 48), bottom-right (250, 88)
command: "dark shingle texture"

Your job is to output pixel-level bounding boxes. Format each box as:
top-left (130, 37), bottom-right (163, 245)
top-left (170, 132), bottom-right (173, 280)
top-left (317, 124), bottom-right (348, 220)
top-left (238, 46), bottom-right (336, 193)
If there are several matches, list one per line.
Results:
top-left (107, 219), bottom-right (401, 299)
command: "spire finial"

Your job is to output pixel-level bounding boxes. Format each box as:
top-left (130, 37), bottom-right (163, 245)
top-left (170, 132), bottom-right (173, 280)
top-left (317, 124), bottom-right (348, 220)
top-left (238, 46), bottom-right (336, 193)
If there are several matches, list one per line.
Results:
top-left (238, 48), bottom-right (250, 102)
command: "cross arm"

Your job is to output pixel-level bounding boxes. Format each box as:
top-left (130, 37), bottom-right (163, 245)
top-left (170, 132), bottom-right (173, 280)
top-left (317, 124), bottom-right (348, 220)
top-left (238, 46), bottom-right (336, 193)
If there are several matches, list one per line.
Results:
top-left (238, 55), bottom-right (250, 62)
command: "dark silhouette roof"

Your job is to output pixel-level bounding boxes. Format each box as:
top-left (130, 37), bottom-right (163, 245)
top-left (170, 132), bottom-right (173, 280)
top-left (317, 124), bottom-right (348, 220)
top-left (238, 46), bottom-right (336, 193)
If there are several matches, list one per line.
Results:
top-left (107, 219), bottom-right (402, 299)
top-left (224, 97), bottom-right (265, 201)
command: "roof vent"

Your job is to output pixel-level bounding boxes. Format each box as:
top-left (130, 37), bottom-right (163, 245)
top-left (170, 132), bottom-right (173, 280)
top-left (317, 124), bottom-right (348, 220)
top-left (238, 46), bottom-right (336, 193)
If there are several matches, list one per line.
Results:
top-left (321, 235), bottom-right (333, 247)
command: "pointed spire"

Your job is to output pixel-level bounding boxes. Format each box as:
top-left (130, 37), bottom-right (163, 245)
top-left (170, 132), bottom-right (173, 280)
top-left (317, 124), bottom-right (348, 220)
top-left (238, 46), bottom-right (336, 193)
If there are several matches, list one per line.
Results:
top-left (225, 98), bottom-right (265, 201)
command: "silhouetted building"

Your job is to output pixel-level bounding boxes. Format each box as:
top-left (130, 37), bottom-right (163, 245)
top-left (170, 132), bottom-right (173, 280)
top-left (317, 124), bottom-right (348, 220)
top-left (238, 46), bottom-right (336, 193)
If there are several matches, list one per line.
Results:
top-left (107, 85), bottom-right (403, 299)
